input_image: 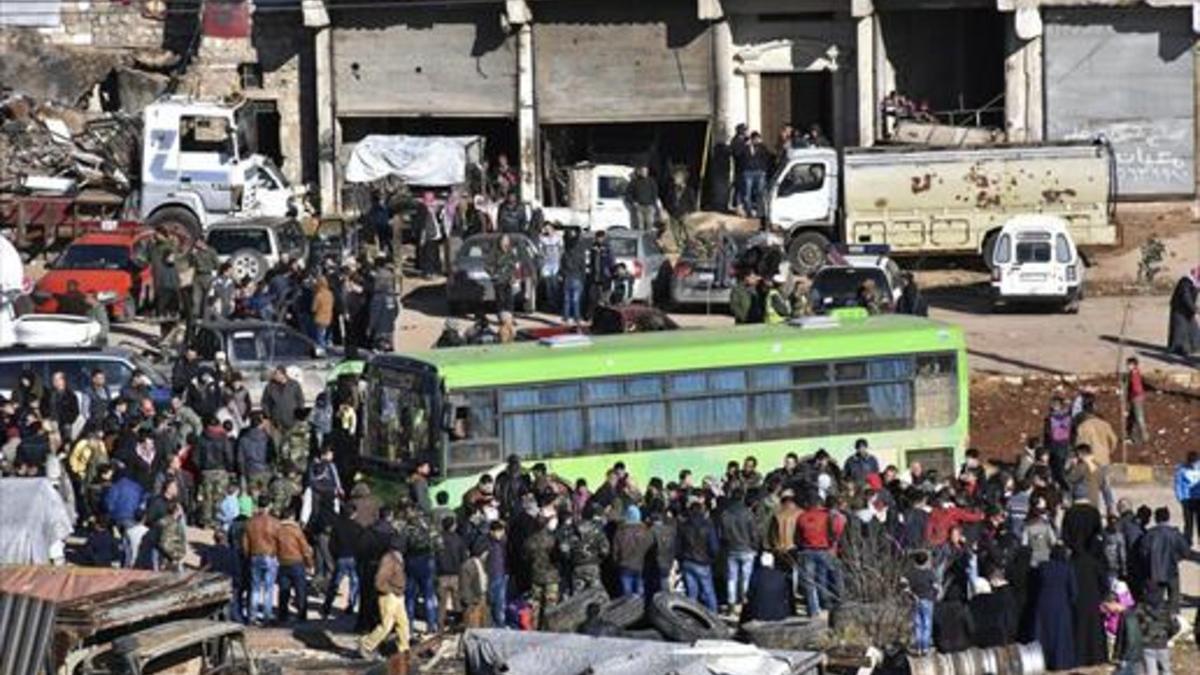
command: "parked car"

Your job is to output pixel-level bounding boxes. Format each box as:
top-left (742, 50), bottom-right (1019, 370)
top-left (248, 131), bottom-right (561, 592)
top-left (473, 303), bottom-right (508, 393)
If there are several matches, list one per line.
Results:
top-left (446, 233), bottom-right (542, 315)
top-left (601, 229), bottom-right (667, 304)
top-left (666, 231), bottom-right (785, 308)
top-left (990, 214), bottom-right (1084, 312)
top-left (33, 225), bottom-right (154, 320)
top-left (157, 318), bottom-right (350, 402)
top-left (0, 345), bottom-right (171, 404)
top-left (205, 217), bottom-right (308, 282)
top-left (810, 245), bottom-right (905, 313)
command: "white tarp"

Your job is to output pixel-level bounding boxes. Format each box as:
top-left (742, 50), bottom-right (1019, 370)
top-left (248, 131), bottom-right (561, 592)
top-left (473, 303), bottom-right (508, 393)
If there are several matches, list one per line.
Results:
top-left (0, 0), bottom-right (62, 27)
top-left (0, 478), bottom-right (73, 565)
top-left (344, 135), bottom-right (483, 185)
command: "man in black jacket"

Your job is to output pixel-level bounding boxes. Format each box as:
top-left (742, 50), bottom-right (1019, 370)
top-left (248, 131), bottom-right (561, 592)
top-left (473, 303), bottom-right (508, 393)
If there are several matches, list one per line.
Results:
top-left (626, 166), bottom-right (658, 231)
top-left (194, 417), bottom-right (234, 527)
top-left (321, 503), bottom-right (363, 619)
top-left (1137, 507), bottom-right (1200, 614)
top-left (436, 516), bottom-right (468, 630)
top-left (41, 371), bottom-right (80, 443)
top-left (676, 501), bottom-right (720, 611)
top-left (718, 489), bottom-right (759, 614)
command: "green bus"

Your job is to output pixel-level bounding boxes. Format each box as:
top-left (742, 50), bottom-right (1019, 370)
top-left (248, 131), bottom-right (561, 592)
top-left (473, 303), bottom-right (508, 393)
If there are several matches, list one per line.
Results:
top-left (361, 314), bottom-right (969, 502)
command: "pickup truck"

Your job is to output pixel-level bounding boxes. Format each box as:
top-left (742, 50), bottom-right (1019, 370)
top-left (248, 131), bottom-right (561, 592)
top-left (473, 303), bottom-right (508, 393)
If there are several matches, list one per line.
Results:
top-left (764, 141), bottom-right (1116, 274)
top-left (541, 163), bottom-right (641, 231)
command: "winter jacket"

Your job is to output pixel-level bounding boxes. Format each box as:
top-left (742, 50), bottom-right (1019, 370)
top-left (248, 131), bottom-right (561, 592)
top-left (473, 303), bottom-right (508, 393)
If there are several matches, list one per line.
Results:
top-left (312, 281), bottom-right (335, 327)
top-left (717, 502), bottom-right (759, 554)
top-left (243, 512), bottom-right (281, 558)
top-left (1175, 461), bottom-right (1200, 501)
top-left (330, 512), bottom-right (361, 559)
top-left (796, 507), bottom-right (835, 550)
top-left (925, 506), bottom-right (984, 548)
top-left (676, 514), bottom-right (719, 566)
top-left (843, 453), bottom-right (880, 485)
top-left (104, 477), bottom-right (145, 525)
top-left (194, 425), bottom-right (234, 473)
top-left (261, 379), bottom-right (303, 430)
top-left (769, 503), bottom-right (802, 553)
top-left (376, 550), bottom-right (407, 595)
top-left (649, 519), bottom-right (676, 573)
top-left (1138, 524), bottom-right (1199, 583)
top-left (436, 530), bottom-right (469, 577)
top-left (1075, 415), bottom-right (1118, 466)
top-left (276, 520), bottom-right (314, 567)
top-left (612, 522), bottom-right (654, 572)
top-left (237, 427), bottom-right (272, 477)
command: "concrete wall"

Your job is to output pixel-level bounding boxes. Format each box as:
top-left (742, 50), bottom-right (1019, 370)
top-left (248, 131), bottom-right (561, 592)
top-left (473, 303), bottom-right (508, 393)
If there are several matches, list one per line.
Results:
top-left (9, 0), bottom-right (166, 49)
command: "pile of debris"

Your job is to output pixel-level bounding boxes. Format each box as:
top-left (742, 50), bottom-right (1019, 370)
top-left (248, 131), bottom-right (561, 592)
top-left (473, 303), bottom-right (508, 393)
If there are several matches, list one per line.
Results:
top-left (0, 90), bottom-right (140, 195)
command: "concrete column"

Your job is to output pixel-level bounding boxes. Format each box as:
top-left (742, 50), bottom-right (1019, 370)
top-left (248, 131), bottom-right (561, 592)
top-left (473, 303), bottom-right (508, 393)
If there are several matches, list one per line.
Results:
top-left (1025, 34), bottom-right (1043, 142)
top-left (744, 71), bottom-right (762, 135)
top-left (1005, 10), bottom-right (1044, 143)
top-left (314, 25), bottom-right (337, 215)
top-left (517, 22), bottom-right (538, 202)
top-left (873, 13), bottom-right (895, 120)
top-left (855, 14), bottom-right (875, 146)
top-left (1194, 39), bottom-right (1200, 211)
top-left (712, 18), bottom-right (735, 142)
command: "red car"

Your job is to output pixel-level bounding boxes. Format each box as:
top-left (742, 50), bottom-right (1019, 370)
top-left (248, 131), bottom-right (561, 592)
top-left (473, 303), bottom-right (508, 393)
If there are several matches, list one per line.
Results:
top-left (34, 226), bottom-right (155, 320)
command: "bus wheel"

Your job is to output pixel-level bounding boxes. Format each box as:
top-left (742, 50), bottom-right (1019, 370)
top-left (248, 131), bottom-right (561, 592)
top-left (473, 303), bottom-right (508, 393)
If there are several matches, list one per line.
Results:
top-left (787, 231), bottom-right (830, 276)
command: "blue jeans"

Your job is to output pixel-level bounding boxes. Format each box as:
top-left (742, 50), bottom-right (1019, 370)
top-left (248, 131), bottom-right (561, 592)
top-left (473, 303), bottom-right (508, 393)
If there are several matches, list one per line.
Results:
top-left (488, 574), bottom-right (508, 628)
top-left (726, 550), bottom-right (755, 606)
top-left (313, 325), bottom-right (329, 348)
top-left (740, 170), bottom-right (766, 216)
top-left (681, 560), bottom-right (717, 611)
top-left (801, 549), bottom-right (840, 617)
top-left (913, 598), bottom-right (934, 653)
top-left (405, 554), bottom-right (439, 632)
top-left (322, 557), bottom-right (359, 616)
top-left (250, 555), bottom-right (278, 621)
top-left (562, 277), bottom-right (583, 323)
top-left (277, 562), bottom-right (307, 622)
top-left (618, 568), bottom-right (644, 597)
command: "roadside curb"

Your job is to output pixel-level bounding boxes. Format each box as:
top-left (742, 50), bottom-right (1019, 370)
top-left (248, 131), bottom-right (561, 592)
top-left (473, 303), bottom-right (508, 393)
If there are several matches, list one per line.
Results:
top-left (1109, 462), bottom-right (1174, 487)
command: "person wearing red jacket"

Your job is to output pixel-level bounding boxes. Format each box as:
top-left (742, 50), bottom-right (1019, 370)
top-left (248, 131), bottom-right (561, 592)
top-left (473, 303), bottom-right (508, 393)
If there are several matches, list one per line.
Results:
top-left (925, 492), bottom-right (985, 547)
top-left (795, 494), bottom-right (845, 617)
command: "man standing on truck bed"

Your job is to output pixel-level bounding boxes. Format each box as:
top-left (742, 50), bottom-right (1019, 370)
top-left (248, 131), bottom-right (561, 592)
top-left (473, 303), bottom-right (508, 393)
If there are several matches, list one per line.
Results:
top-left (735, 132), bottom-right (772, 218)
top-left (627, 166), bottom-right (658, 231)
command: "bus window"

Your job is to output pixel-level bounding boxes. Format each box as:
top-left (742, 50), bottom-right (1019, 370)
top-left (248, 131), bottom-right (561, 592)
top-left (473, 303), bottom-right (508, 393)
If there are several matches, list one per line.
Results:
top-left (371, 376), bottom-right (433, 463)
top-left (914, 354), bottom-right (958, 428)
top-left (753, 388), bottom-right (832, 440)
top-left (669, 370), bottom-right (748, 444)
top-left (500, 388), bottom-right (584, 458)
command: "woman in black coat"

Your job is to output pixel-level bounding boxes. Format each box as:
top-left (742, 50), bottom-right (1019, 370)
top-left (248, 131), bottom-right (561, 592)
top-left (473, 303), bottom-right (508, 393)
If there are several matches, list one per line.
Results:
top-left (1168, 271), bottom-right (1199, 356)
top-left (1033, 546), bottom-right (1077, 671)
top-left (1070, 550), bottom-right (1109, 667)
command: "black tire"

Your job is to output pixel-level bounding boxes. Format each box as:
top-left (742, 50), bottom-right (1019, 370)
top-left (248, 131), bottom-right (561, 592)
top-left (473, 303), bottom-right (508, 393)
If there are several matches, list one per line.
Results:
top-left (540, 587), bottom-right (608, 634)
top-left (146, 206), bottom-right (202, 249)
top-left (648, 592), bottom-right (732, 643)
top-left (741, 617), bottom-right (827, 651)
top-left (596, 595), bottom-right (646, 629)
top-left (981, 229), bottom-right (1001, 271)
top-left (786, 231), bottom-right (830, 277)
top-left (619, 627), bottom-right (666, 642)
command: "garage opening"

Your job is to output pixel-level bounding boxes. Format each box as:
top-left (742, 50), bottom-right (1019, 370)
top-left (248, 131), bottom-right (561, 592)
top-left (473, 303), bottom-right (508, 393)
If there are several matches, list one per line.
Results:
top-left (539, 121), bottom-right (708, 210)
top-left (760, 71), bottom-right (835, 153)
top-left (878, 8), bottom-right (1006, 129)
top-left (339, 117), bottom-right (518, 175)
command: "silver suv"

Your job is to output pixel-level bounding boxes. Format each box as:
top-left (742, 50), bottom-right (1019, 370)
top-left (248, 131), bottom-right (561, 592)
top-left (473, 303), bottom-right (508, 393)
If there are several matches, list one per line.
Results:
top-left (0, 346), bottom-right (171, 405)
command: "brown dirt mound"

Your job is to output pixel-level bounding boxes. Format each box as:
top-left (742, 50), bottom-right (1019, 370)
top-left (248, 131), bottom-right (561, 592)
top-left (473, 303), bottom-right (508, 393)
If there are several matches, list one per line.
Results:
top-left (969, 373), bottom-right (1199, 466)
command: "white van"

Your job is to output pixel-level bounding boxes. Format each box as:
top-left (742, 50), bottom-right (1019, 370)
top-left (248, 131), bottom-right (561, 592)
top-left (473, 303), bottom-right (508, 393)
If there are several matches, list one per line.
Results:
top-left (990, 215), bottom-right (1084, 312)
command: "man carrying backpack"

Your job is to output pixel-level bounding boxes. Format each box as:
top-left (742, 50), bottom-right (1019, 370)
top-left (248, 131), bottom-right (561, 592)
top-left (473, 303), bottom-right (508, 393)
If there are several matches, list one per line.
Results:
top-left (401, 503), bottom-right (443, 635)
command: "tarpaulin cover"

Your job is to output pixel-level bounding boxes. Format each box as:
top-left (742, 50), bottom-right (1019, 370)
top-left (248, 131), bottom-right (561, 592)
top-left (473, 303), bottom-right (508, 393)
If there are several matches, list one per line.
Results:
top-left (344, 135), bottom-right (482, 185)
top-left (0, 567), bottom-right (160, 603)
top-left (0, 478), bottom-right (73, 565)
top-left (460, 630), bottom-right (823, 675)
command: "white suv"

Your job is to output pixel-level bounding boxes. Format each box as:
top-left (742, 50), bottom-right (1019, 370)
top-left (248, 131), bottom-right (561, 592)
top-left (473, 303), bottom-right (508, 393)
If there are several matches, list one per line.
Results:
top-left (990, 215), bottom-right (1084, 313)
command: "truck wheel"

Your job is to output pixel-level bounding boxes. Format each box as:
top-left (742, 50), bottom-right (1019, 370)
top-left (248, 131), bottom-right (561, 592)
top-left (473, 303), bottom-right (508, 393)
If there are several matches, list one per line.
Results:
top-left (146, 206), bottom-right (202, 249)
top-left (787, 231), bottom-right (830, 276)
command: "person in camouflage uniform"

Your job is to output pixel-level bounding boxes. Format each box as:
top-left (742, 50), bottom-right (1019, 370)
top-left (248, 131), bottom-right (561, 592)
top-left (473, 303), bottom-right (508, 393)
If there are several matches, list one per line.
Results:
top-left (194, 417), bottom-right (235, 527)
top-left (156, 499), bottom-right (189, 571)
top-left (524, 517), bottom-right (561, 628)
top-left (399, 502), bottom-right (444, 633)
top-left (188, 240), bottom-right (220, 320)
top-left (278, 414), bottom-right (312, 476)
top-left (268, 462), bottom-right (304, 518)
top-left (560, 505), bottom-right (610, 594)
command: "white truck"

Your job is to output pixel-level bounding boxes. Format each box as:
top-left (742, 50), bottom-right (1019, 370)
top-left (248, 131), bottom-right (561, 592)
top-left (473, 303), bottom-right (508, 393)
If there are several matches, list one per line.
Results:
top-left (140, 97), bottom-right (300, 243)
top-left (541, 163), bottom-right (641, 231)
top-left (764, 141), bottom-right (1116, 274)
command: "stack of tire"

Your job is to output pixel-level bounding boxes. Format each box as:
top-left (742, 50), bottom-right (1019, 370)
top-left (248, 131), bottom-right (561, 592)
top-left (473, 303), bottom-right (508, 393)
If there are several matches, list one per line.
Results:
top-left (539, 590), bottom-right (733, 643)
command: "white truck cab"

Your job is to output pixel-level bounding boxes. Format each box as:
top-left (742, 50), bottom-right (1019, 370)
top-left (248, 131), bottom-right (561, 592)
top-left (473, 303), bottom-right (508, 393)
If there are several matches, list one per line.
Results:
top-left (764, 148), bottom-right (841, 274)
top-left (140, 97), bottom-right (299, 243)
top-left (541, 163), bottom-right (640, 232)
top-left (990, 215), bottom-right (1084, 312)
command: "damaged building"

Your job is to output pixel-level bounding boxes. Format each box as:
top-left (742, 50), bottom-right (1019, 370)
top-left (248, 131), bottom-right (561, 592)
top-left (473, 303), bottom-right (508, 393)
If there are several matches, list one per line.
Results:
top-left (310, 0), bottom-right (1197, 214)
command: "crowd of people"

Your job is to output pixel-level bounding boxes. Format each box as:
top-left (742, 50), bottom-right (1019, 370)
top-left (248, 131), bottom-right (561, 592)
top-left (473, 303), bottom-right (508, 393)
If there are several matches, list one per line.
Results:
top-left (5, 350), bottom-right (1197, 674)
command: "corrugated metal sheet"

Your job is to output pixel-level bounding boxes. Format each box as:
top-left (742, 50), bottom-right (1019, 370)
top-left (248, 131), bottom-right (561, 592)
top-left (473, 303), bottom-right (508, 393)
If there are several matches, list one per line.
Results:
top-left (1044, 7), bottom-right (1195, 196)
top-left (534, 1), bottom-right (713, 123)
top-left (0, 593), bottom-right (57, 675)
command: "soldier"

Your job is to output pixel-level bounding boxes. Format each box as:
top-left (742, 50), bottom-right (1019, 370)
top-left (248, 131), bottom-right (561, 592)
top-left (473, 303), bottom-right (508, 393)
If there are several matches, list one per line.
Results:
top-left (156, 499), bottom-right (189, 572)
top-left (278, 410), bottom-right (313, 475)
top-left (194, 416), bottom-right (235, 527)
top-left (524, 516), bottom-right (561, 629)
top-left (400, 502), bottom-right (443, 634)
top-left (188, 240), bottom-right (220, 320)
top-left (560, 505), bottom-right (610, 594)
top-left (268, 462), bottom-right (304, 519)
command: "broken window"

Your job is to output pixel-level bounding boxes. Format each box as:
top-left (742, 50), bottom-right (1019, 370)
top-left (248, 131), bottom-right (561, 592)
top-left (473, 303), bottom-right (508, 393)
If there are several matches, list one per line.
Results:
top-left (180, 116), bottom-right (234, 156)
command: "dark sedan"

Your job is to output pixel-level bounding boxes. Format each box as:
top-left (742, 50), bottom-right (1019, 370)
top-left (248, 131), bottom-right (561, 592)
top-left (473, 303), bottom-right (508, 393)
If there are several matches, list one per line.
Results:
top-left (446, 233), bottom-right (542, 315)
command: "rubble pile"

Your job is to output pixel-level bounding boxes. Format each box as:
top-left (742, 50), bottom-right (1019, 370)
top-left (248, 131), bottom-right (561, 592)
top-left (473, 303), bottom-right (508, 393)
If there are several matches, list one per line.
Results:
top-left (0, 91), bottom-right (140, 195)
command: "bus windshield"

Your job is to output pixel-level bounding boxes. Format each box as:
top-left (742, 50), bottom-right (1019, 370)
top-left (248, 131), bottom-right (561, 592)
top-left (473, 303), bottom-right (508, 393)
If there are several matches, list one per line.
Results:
top-left (366, 366), bottom-right (439, 468)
